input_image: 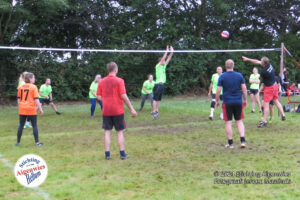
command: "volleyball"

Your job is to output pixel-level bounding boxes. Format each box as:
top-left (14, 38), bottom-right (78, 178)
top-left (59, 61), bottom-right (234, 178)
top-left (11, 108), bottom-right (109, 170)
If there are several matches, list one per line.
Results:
top-left (221, 30), bottom-right (230, 39)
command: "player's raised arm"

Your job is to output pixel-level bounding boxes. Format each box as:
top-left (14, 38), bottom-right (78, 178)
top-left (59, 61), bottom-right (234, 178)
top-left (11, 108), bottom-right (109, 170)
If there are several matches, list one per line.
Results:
top-left (165, 46), bottom-right (174, 65)
top-left (242, 56), bottom-right (262, 65)
top-left (159, 46), bottom-right (169, 64)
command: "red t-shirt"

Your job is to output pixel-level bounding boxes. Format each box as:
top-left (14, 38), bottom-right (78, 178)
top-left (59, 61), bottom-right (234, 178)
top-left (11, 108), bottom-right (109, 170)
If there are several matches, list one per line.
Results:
top-left (97, 75), bottom-right (126, 116)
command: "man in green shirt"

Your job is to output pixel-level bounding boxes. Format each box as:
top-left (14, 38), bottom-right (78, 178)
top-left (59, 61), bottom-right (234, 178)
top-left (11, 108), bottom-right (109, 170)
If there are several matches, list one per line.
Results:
top-left (249, 67), bottom-right (262, 113)
top-left (140, 74), bottom-right (155, 111)
top-left (208, 66), bottom-right (223, 120)
top-left (152, 45), bottom-right (174, 119)
top-left (39, 78), bottom-right (61, 115)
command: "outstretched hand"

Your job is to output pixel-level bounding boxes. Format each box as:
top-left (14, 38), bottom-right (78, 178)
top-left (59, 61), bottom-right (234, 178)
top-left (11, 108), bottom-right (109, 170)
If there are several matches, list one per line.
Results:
top-left (170, 46), bottom-right (174, 52)
top-left (242, 56), bottom-right (248, 62)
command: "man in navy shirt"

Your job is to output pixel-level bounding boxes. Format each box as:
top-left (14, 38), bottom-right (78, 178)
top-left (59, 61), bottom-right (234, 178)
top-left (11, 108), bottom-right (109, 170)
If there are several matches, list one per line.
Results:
top-left (216, 59), bottom-right (247, 149)
top-left (242, 56), bottom-right (286, 128)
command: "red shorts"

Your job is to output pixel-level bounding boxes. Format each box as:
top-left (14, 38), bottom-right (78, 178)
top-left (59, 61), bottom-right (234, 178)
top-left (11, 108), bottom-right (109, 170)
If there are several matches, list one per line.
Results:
top-left (263, 85), bottom-right (278, 103)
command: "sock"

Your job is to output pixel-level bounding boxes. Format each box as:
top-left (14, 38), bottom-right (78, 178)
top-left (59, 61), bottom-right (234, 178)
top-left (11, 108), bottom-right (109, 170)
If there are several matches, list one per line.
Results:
top-left (240, 137), bottom-right (245, 143)
top-left (228, 139), bottom-right (233, 145)
top-left (105, 151), bottom-right (110, 157)
top-left (120, 150), bottom-right (126, 157)
top-left (210, 108), bottom-right (214, 116)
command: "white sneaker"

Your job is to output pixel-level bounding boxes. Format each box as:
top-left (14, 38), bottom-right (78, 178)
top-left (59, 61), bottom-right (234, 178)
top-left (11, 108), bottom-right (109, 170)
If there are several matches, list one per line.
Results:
top-left (225, 144), bottom-right (234, 149)
top-left (241, 142), bottom-right (246, 148)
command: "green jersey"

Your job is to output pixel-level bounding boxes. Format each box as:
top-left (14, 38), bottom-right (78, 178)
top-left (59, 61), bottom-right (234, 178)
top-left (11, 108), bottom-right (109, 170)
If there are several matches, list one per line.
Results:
top-left (39, 84), bottom-right (52, 99)
top-left (250, 74), bottom-right (260, 89)
top-left (155, 64), bottom-right (167, 83)
top-left (141, 80), bottom-right (155, 94)
top-left (211, 73), bottom-right (222, 94)
top-left (89, 81), bottom-right (98, 98)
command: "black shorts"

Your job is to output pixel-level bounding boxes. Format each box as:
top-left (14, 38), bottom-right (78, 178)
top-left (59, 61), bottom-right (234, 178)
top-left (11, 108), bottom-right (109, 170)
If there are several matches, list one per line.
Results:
top-left (39, 98), bottom-right (52, 105)
top-left (222, 103), bottom-right (244, 121)
top-left (153, 83), bottom-right (164, 101)
top-left (211, 94), bottom-right (223, 100)
top-left (102, 114), bottom-right (126, 131)
top-left (250, 89), bottom-right (259, 95)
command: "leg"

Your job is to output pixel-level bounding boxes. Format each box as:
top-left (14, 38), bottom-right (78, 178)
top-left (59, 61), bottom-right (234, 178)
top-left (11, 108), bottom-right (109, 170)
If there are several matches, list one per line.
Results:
top-left (28, 116), bottom-right (39, 143)
top-left (116, 130), bottom-right (125, 151)
top-left (210, 98), bottom-right (216, 118)
top-left (255, 93), bottom-right (262, 112)
top-left (250, 93), bottom-right (255, 111)
top-left (152, 101), bottom-right (157, 113)
top-left (97, 100), bottom-right (103, 110)
top-left (140, 94), bottom-right (147, 110)
top-left (17, 115), bottom-right (27, 143)
top-left (263, 101), bottom-right (270, 122)
top-left (269, 104), bottom-right (274, 120)
top-left (236, 120), bottom-right (245, 138)
top-left (90, 98), bottom-right (96, 116)
top-left (225, 120), bottom-right (233, 142)
top-left (104, 130), bottom-right (111, 151)
top-left (273, 99), bottom-right (285, 117)
top-left (156, 101), bottom-right (161, 112)
top-left (50, 102), bottom-right (58, 113)
top-left (149, 93), bottom-right (154, 108)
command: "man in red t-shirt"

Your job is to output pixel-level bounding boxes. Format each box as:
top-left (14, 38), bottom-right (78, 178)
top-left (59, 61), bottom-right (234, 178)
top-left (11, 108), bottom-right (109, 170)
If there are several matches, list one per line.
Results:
top-left (97, 62), bottom-right (137, 160)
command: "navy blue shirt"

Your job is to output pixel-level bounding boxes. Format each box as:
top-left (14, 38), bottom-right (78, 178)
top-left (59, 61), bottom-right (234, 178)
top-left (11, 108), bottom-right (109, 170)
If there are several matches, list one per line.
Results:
top-left (217, 71), bottom-right (245, 104)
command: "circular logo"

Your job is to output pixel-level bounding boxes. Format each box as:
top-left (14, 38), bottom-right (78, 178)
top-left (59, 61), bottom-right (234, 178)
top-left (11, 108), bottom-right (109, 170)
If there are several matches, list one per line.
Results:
top-left (14, 154), bottom-right (48, 188)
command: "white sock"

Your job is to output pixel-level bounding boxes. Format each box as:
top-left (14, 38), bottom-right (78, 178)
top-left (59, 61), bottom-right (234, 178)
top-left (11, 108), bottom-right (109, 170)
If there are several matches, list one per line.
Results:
top-left (210, 108), bottom-right (214, 116)
top-left (220, 112), bottom-right (224, 119)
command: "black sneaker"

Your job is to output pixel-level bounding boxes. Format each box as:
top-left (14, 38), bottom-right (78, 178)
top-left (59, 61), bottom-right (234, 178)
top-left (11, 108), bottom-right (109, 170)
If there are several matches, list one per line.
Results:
top-left (259, 110), bottom-right (262, 113)
top-left (209, 115), bottom-right (213, 120)
top-left (257, 121), bottom-right (267, 128)
top-left (36, 142), bottom-right (44, 146)
top-left (56, 112), bottom-right (61, 115)
top-left (120, 154), bottom-right (130, 160)
top-left (15, 142), bottom-right (20, 146)
top-left (139, 108), bottom-right (143, 112)
top-left (105, 156), bottom-right (110, 160)
top-left (251, 110), bottom-right (255, 113)
top-left (281, 116), bottom-right (286, 121)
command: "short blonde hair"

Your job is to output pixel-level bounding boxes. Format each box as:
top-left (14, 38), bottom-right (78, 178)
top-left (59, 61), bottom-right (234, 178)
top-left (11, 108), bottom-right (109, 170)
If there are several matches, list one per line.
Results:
top-left (225, 59), bottom-right (234, 69)
top-left (106, 62), bottom-right (117, 73)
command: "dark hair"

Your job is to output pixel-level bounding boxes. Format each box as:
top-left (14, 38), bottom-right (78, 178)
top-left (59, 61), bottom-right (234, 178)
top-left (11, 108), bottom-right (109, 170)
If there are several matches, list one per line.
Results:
top-left (106, 62), bottom-right (117, 73)
top-left (24, 72), bottom-right (34, 83)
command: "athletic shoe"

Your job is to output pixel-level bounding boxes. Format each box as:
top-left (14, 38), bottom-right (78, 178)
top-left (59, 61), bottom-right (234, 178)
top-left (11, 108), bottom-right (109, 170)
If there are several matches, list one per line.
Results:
top-left (120, 154), bottom-right (130, 160)
top-left (259, 110), bottom-right (262, 113)
top-left (257, 121), bottom-right (267, 128)
top-left (139, 108), bottom-right (143, 112)
top-left (151, 111), bottom-right (157, 119)
top-left (24, 124), bottom-right (32, 129)
top-left (155, 112), bottom-right (160, 119)
top-left (36, 142), bottom-right (44, 146)
top-left (251, 110), bottom-right (255, 113)
top-left (281, 116), bottom-right (286, 121)
top-left (105, 156), bottom-right (110, 160)
top-left (15, 142), bottom-right (20, 146)
top-left (209, 115), bottom-right (213, 120)
top-left (240, 142), bottom-right (246, 148)
top-left (225, 144), bottom-right (234, 149)
top-left (56, 112), bottom-right (61, 115)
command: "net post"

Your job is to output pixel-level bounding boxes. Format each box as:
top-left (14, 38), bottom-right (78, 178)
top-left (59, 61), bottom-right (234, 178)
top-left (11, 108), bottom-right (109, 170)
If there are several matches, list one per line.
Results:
top-left (278, 42), bottom-right (284, 116)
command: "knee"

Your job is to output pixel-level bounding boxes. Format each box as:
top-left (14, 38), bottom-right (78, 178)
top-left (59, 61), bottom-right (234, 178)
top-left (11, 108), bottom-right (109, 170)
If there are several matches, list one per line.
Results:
top-left (211, 101), bottom-right (216, 108)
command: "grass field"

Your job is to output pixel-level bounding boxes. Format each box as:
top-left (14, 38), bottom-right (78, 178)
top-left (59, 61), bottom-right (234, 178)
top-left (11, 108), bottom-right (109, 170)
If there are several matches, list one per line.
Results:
top-left (0, 97), bottom-right (300, 200)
